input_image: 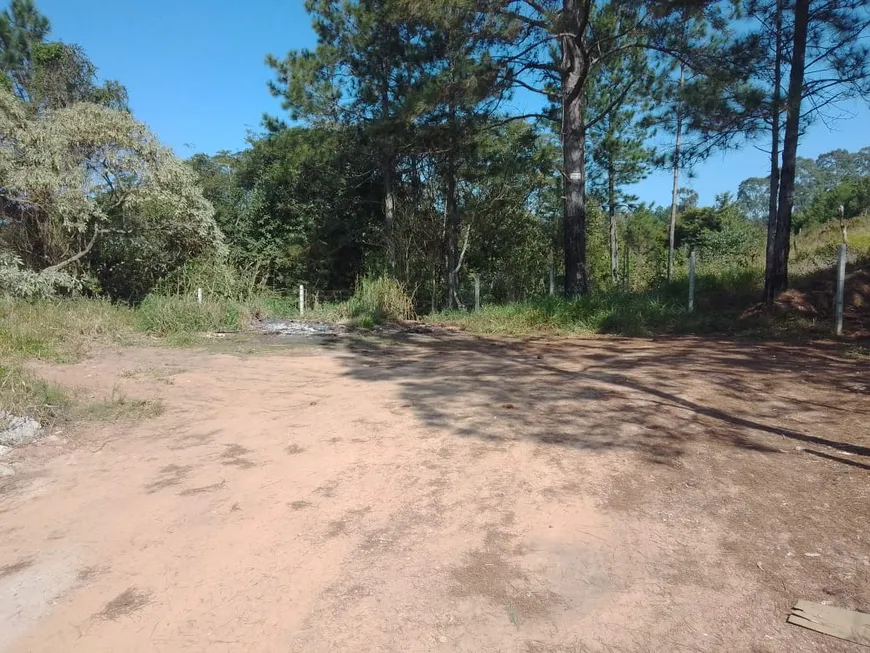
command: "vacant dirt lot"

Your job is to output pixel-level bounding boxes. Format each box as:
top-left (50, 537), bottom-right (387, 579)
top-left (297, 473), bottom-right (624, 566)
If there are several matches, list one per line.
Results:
top-left (1, 331), bottom-right (868, 652)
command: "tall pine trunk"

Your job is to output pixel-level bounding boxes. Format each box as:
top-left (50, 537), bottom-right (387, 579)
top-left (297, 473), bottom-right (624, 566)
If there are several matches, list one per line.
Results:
top-left (667, 64), bottom-right (684, 282)
top-left (380, 82), bottom-right (396, 270)
top-left (561, 0), bottom-right (589, 296)
top-left (444, 161), bottom-right (459, 309)
top-left (767, 0), bottom-right (809, 299)
top-left (444, 97), bottom-right (460, 309)
top-left (608, 157), bottom-right (618, 285)
top-left (763, 0), bottom-right (783, 304)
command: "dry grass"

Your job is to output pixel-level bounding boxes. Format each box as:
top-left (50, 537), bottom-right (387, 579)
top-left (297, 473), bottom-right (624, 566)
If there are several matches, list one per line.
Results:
top-left (77, 387), bottom-right (164, 423)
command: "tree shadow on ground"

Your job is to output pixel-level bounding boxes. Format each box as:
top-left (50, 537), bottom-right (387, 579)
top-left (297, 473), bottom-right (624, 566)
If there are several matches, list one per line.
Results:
top-left (326, 331), bottom-right (870, 467)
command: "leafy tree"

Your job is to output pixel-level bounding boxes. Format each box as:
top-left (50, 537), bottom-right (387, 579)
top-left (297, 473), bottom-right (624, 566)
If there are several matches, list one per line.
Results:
top-left (410, 0), bottom-right (515, 306)
top-left (29, 41), bottom-right (127, 111)
top-left (0, 86), bottom-right (222, 295)
top-left (800, 176), bottom-right (870, 228)
top-left (676, 194), bottom-right (759, 265)
top-left (497, 0), bottom-right (742, 295)
top-left (0, 1), bottom-right (126, 112)
top-left (191, 127), bottom-right (382, 291)
top-left (620, 204), bottom-right (667, 289)
top-left (737, 176), bottom-right (770, 221)
top-left (460, 121), bottom-right (556, 301)
top-left (266, 0), bottom-right (426, 259)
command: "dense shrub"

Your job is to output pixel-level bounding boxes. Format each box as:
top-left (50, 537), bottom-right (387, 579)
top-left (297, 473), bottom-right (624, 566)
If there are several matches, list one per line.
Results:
top-left (346, 276), bottom-right (414, 325)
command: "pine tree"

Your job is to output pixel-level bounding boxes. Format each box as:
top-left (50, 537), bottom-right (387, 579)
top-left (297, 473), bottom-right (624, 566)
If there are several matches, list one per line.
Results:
top-left (760, 0), bottom-right (870, 300)
top-left (496, 0), bottom-right (732, 295)
top-left (266, 0), bottom-right (426, 264)
top-left (0, 0), bottom-right (49, 99)
top-left (587, 39), bottom-right (653, 286)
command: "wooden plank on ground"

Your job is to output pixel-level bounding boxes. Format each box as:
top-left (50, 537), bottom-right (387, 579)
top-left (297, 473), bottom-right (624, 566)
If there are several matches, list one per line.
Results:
top-left (788, 600), bottom-right (870, 647)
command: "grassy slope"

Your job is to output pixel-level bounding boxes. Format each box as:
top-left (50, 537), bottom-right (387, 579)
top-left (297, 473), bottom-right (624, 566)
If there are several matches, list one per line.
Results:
top-left (432, 217), bottom-right (870, 339)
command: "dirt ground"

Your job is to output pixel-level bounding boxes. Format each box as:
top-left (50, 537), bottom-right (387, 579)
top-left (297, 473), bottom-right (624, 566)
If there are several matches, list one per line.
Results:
top-left (1, 331), bottom-right (868, 652)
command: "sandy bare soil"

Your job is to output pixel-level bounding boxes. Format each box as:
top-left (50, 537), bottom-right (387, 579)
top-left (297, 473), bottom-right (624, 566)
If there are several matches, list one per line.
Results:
top-left (1, 331), bottom-right (868, 652)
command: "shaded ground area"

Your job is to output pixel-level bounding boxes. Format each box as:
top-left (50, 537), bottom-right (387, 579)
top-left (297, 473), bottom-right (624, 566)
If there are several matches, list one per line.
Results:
top-left (0, 332), bottom-right (868, 652)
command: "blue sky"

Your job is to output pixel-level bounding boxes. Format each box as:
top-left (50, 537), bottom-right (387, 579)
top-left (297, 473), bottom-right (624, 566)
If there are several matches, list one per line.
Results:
top-left (39, 0), bottom-right (870, 207)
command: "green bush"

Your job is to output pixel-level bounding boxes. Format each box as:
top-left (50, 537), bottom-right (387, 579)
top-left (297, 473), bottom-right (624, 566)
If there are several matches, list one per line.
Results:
top-left (346, 275), bottom-right (413, 324)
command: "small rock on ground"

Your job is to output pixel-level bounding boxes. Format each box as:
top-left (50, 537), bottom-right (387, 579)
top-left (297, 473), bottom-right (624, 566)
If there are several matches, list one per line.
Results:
top-left (0, 411), bottom-right (43, 447)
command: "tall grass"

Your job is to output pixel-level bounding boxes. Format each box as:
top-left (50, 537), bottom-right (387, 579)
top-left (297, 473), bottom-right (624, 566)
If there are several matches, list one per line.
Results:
top-left (154, 258), bottom-right (264, 301)
top-left (432, 268), bottom-right (772, 337)
top-left (0, 364), bottom-right (70, 427)
top-left (346, 275), bottom-right (414, 325)
top-left (136, 295), bottom-right (249, 335)
top-left (433, 293), bottom-right (693, 336)
top-left (0, 297), bottom-right (137, 363)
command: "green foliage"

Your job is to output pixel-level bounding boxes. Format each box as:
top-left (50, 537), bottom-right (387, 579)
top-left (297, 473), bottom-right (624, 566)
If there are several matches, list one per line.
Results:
top-left (346, 275), bottom-right (413, 324)
top-left (0, 0), bottom-right (49, 98)
top-left (0, 85), bottom-right (223, 301)
top-left (28, 41), bottom-right (127, 111)
top-left (191, 127), bottom-right (378, 292)
top-left (435, 266), bottom-right (776, 338)
top-left (136, 295), bottom-right (249, 335)
top-left (620, 204), bottom-right (668, 289)
top-left (801, 176), bottom-right (870, 227)
top-left (736, 176), bottom-right (769, 222)
top-left (0, 363), bottom-right (69, 426)
top-left (792, 214), bottom-right (870, 274)
top-left (676, 195), bottom-right (761, 266)
top-left (153, 258), bottom-right (264, 302)
top-left (1, 2), bottom-right (126, 112)
top-left (434, 293), bottom-right (692, 337)
top-left (0, 296), bottom-right (136, 363)
top-left (0, 250), bottom-right (81, 298)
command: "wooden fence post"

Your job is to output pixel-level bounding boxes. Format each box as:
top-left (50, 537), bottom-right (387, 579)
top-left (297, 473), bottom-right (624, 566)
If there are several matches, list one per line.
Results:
top-left (549, 265), bottom-right (555, 297)
top-left (835, 244), bottom-right (846, 336)
top-left (299, 284), bottom-right (305, 316)
top-left (196, 288), bottom-right (203, 305)
top-left (688, 250), bottom-right (696, 313)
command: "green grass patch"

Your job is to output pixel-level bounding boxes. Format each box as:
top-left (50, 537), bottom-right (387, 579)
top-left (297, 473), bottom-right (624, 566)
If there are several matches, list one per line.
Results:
top-left (0, 297), bottom-right (137, 363)
top-left (0, 364), bottom-right (71, 427)
top-left (136, 294), bottom-right (250, 335)
top-left (432, 291), bottom-right (707, 337)
top-left (430, 269), bottom-right (816, 338)
top-left (346, 275), bottom-right (413, 323)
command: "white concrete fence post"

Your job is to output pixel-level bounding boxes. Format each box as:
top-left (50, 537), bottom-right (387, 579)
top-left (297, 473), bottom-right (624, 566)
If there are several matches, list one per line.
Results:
top-left (835, 244), bottom-right (846, 336)
top-left (474, 273), bottom-right (481, 311)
